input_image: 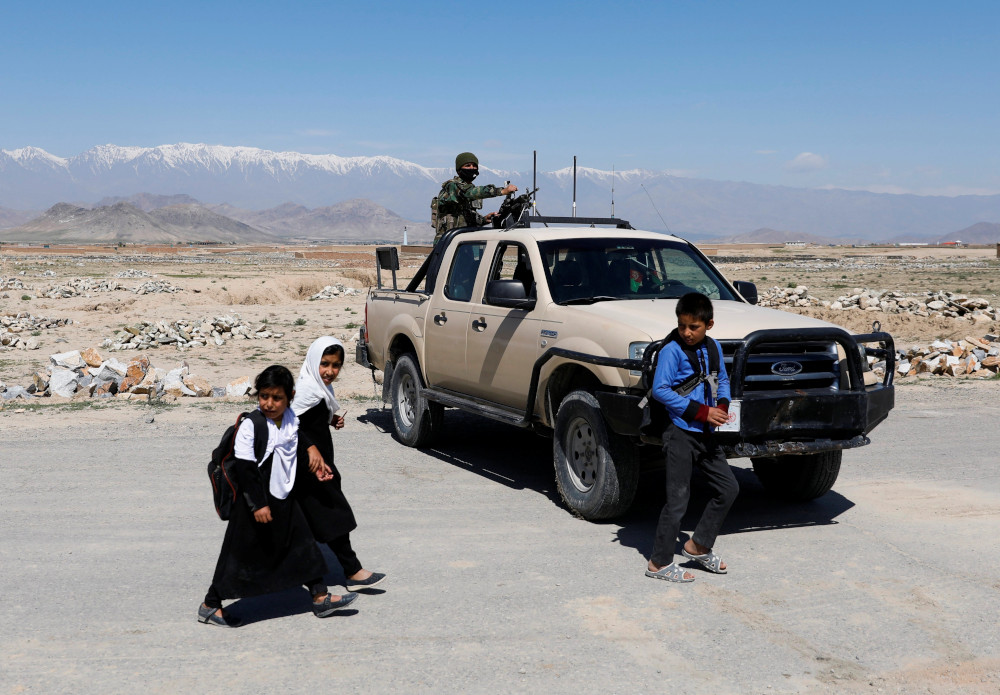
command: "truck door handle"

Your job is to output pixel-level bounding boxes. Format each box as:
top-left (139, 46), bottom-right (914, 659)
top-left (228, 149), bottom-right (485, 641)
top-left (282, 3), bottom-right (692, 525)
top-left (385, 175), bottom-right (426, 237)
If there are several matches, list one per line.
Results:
top-left (472, 318), bottom-right (488, 331)
top-left (434, 313), bottom-right (447, 325)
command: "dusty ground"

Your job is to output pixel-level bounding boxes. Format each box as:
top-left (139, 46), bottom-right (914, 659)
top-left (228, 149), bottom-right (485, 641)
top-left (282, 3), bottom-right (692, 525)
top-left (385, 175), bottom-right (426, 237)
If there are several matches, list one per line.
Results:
top-left (2, 243), bottom-right (998, 406)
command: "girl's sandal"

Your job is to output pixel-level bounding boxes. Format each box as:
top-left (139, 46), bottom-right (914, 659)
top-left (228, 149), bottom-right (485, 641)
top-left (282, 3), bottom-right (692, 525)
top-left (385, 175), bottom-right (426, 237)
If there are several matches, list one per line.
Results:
top-left (645, 562), bottom-right (695, 582)
top-left (197, 603), bottom-right (241, 627)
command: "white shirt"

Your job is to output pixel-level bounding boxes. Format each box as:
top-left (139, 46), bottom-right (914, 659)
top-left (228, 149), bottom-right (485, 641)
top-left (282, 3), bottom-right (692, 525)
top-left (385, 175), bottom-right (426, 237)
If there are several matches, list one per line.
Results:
top-left (234, 408), bottom-right (299, 500)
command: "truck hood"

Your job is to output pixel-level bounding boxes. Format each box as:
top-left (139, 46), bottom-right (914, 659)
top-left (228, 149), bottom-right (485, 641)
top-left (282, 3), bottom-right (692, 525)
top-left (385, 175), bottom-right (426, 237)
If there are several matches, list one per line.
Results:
top-left (556, 299), bottom-right (846, 341)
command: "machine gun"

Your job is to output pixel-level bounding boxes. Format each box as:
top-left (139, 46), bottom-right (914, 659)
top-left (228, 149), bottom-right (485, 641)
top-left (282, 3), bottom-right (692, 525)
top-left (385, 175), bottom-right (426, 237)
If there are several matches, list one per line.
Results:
top-left (492, 185), bottom-right (539, 229)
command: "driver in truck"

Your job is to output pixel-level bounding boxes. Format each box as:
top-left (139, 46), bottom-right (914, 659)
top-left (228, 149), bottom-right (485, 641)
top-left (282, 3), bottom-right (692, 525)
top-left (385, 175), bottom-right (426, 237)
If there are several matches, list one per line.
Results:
top-left (431, 152), bottom-right (518, 244)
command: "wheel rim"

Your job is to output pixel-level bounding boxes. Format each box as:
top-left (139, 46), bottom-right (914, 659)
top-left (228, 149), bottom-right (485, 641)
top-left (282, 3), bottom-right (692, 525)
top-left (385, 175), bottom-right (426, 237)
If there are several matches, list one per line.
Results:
top-left (396, 372), bottom-right (417, 428)
top-left (565, 415), bottom-right (598, 492)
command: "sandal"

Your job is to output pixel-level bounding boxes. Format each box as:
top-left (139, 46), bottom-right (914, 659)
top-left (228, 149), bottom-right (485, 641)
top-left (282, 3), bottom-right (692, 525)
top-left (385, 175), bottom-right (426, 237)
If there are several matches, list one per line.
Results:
top-left (197, 603), bottom-right (242, 627)
top-left (681, 548), bottom-right (727, 574)
top-left (312, 592), bottom-right (358, 618)
top-left (645, 562), bottom-right (695, 583)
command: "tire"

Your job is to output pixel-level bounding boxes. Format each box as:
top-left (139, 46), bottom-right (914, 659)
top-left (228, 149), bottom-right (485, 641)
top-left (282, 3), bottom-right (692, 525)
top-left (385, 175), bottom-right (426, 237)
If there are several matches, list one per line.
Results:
top-left (553, 390), bottom-right (640, 520)
top-left (390, 354), bottom-right (443, 448)
top-left (752, 450), bottom-right (842, 501)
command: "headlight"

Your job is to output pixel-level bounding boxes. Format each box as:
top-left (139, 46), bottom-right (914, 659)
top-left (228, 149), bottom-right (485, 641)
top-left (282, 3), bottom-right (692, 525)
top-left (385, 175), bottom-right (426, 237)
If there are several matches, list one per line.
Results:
top-left (858, 343), bottom-right (871, 371)
top-left (629, 341), bottom-right (650, 376)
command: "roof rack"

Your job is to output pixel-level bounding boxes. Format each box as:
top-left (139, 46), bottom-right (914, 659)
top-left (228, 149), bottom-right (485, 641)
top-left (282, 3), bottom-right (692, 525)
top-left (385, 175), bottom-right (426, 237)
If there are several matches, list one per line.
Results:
top-left (521, 215), bottom-right (632, 229)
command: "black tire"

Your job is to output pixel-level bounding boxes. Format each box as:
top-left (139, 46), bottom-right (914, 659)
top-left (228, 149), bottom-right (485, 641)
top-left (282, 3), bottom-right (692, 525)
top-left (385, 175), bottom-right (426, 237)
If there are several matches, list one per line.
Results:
top-left (752, 450), bottom-right (842, 501)
top-left (390, 354), bottom-right (443, 448)
top-left (553, 390), bottom-right (639, 520)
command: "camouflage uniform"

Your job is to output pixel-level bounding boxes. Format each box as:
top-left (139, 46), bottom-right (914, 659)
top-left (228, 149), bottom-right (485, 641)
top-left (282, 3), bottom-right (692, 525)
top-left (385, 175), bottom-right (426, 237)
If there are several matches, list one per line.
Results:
top-left (432, 176), bottom-right (505, 245)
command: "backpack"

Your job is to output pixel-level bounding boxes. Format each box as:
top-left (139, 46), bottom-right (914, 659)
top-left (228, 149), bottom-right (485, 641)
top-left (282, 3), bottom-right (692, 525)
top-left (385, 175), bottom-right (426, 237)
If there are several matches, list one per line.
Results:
top-left (638, 331), bottom-right (721, 439)
top-left (208, 410), bottom-right (269, 520)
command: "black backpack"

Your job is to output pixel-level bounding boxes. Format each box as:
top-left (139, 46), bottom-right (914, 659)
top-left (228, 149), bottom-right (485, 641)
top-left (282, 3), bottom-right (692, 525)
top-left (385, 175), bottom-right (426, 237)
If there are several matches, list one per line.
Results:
top-left (208, 410), bottom-right (269, 520)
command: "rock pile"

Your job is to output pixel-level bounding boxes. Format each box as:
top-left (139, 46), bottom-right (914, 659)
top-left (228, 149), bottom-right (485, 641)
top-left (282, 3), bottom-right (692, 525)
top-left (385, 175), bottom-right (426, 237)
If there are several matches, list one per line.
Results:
top-left (1, 277), bottom-right (31, 291)
top-left (103, 315), bottom-right (284, 351)
top-left (309, 284), bottom-right (361, 300)
top-left (0, 348), bottom-right (255, 401)
top-left (893, 334), bottom-right (1000, 379)
top-left (133, 280), bottom-right (182, 294)
top-left (1, 313), bottom-right (72, 350)
top-left (115, 269), bottom-right (152, 278)
top-left (37, 278), bottom-right (125, 298)
top-left (760, 286), bottom-right (998, 325)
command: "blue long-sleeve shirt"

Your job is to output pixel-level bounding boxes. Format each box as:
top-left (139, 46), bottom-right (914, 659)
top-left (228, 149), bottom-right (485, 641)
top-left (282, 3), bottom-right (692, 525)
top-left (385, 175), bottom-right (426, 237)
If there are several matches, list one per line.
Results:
top-left (651, 337), bottom-right (731, 433)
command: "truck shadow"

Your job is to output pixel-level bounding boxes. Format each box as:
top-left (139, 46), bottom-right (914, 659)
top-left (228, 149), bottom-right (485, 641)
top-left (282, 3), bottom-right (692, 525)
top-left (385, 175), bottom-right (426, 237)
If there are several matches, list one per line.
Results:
top-left (358, 406), bottom-right (563, 506)
top-left (359, 406), bottom-right (856, 558)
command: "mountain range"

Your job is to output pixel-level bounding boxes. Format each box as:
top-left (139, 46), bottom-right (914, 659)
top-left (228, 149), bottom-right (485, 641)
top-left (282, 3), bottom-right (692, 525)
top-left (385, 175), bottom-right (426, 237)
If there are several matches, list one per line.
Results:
top-left (2, 143), bottom-right (1000, 243)
top-left (0, 195), bottom-right (418, 244)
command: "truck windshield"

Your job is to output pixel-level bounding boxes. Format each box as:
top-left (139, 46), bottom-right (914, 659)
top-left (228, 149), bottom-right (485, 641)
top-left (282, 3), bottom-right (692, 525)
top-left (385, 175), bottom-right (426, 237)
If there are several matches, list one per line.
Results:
top-left (538, 238), bottom-right (738, 305)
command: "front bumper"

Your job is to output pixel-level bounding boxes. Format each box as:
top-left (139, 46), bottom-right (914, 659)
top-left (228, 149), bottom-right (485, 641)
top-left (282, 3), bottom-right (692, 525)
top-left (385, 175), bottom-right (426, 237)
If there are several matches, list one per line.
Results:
top-left (592, 327), bottom-right (896, 458)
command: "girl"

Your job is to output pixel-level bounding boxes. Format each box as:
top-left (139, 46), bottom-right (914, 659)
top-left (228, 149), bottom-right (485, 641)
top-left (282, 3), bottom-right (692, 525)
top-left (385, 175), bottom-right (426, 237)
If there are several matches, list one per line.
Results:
top-left (199, 365), bottom-right (358, 626)
top-left (293, 337), bottom-right (385, 592)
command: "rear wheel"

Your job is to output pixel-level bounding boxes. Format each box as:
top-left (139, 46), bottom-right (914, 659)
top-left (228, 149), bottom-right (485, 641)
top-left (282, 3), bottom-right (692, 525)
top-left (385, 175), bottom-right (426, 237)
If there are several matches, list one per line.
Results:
top-left (752, 450), bottom-right (842, 501)
top-left (553, 390), bottom-right (639, 520)
top-left (390, 353), bottom-right (443, 447)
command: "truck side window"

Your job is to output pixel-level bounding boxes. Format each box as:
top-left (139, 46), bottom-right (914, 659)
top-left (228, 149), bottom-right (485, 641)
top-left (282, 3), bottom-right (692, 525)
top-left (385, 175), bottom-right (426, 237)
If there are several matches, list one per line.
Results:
top-left (487, 243), bottom-right (534, 299)
top-left (444, 241), bottom-right (487, 302)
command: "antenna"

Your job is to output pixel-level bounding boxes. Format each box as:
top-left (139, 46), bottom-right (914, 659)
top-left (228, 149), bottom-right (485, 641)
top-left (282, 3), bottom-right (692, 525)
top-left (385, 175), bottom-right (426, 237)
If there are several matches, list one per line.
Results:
top-left (572, 156), bottom-right (577, 218)
top-left (532, 150), bottom-right (537, 217)
top-left (640, 183), bottom-right (671, 233)
top-left (611, 165), bottom-right (615, 218)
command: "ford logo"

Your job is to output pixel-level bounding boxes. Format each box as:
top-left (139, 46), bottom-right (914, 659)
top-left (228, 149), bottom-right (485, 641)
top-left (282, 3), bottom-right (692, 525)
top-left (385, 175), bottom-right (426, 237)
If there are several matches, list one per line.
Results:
top-left (771, 361), bottom-right (804, 376)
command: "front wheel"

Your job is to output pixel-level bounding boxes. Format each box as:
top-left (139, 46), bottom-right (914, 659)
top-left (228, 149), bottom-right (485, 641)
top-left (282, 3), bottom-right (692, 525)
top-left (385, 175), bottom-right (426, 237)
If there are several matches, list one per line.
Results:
top-left (752, 450), bottom-right (842, 501)
top-left (390, 353), bottom-right (443, 448)
top-left (553, 390), bottom-right (639, 520)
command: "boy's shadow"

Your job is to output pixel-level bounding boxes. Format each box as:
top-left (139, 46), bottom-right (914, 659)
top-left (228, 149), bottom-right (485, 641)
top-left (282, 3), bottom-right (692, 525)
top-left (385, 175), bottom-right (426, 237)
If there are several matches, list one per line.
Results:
top-left (614, 463), bottom-right (855, 562)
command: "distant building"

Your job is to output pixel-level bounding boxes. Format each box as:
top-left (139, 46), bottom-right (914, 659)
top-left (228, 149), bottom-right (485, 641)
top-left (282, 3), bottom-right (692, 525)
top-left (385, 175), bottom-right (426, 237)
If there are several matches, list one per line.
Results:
top-left (940, 240), bottom-right (964, 247)
top-left (784, 241), bottom-right (807, 247)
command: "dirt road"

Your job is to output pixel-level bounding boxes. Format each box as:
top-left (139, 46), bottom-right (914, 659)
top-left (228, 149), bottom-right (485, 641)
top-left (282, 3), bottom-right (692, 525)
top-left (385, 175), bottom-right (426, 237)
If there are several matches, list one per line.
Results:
top-left (2, 381), bottom-right (998, 694)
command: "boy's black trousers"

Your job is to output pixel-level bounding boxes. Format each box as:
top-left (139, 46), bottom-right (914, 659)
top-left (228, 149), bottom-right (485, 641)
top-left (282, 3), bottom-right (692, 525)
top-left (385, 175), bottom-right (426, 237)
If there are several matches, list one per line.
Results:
top-left (650, 425), bottom-right (739, 567)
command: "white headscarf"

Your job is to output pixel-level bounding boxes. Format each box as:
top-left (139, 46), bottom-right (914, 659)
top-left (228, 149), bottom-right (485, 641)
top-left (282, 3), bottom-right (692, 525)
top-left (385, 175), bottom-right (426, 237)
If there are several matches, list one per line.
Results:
top-left (291, 336), bottom-right (343, 422)
top-left (233, 406), bottom-right (299, 500)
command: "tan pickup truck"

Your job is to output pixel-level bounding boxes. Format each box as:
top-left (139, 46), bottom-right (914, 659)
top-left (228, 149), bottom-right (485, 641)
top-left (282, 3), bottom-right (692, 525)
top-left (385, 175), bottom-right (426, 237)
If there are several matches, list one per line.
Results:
top-left (357, 219), bottom-right (895, 519)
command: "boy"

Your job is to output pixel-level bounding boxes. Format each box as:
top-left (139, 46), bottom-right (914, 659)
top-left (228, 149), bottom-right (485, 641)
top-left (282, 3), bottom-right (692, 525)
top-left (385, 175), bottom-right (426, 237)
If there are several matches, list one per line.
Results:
top-left (646, 292), bottom-right (739, 583)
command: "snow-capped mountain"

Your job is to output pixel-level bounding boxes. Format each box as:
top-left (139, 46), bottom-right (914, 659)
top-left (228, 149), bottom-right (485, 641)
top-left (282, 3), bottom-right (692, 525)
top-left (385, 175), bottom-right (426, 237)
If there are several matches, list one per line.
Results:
top-left (2, 143), bottom-right (1000, 240)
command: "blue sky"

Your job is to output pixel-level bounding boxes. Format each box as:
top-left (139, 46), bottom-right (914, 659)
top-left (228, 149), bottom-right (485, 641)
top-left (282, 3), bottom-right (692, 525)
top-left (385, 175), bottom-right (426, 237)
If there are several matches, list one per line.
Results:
top-left (2, 0), bottom-right (998, 196)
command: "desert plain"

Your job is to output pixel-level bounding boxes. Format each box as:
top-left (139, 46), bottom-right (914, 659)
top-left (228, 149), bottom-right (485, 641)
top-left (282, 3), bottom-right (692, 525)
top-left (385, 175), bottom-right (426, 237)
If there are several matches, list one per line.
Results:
top-left (2, 241), bottom-right (1000, 694)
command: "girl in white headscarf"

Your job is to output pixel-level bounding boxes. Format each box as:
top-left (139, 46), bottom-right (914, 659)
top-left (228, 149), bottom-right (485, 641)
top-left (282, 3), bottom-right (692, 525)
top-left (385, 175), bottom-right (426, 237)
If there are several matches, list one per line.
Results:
top-left (293, 337), bottom-right (386, 592)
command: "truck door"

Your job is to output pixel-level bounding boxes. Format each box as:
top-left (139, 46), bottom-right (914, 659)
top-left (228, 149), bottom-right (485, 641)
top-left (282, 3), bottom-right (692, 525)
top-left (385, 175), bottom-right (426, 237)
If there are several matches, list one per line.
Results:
top-left (424, 240), bottom-right (488, 391)
top-left (463, 241), bottom-right (542, 407)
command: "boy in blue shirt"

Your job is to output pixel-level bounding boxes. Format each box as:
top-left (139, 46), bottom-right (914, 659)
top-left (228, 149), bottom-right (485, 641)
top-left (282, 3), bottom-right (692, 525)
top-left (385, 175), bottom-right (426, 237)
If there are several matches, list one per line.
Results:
top-left (646, 293), bottom-right (739, 583)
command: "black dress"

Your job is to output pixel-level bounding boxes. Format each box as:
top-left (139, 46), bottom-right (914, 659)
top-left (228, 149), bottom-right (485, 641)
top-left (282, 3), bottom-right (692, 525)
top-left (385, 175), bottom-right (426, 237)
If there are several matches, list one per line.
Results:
top-left (209, 454), bottom-right (327, 600)
top-left (295, 402), bottom-right (358, 541)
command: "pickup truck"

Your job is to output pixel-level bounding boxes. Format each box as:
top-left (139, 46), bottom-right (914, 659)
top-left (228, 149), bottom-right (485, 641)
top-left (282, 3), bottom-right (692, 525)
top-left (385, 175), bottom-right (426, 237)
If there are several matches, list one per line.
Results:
top-left (357, 219), bottom-right (895, 520)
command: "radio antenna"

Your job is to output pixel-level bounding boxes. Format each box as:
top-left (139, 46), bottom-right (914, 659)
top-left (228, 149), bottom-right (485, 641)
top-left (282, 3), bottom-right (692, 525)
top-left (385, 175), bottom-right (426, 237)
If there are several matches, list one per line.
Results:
top-left (640, 183), bottom-right (671, 233)
top-left (611, 165), bottom-right (615, 218)
top-left (532, 150), bottom-right (537, 217)
top-left (572, 156), bottom-right (577, 218)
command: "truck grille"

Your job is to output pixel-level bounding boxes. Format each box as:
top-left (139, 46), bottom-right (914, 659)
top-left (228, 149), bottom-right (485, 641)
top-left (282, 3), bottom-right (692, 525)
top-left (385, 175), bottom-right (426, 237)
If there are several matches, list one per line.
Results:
top-left (718, 340), bottom-right (840, 391)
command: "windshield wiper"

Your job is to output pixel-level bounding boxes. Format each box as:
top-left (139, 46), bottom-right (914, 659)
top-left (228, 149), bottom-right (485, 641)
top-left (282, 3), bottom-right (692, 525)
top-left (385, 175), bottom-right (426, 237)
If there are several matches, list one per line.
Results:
top-left (557, 295), bottom-right (620, 306)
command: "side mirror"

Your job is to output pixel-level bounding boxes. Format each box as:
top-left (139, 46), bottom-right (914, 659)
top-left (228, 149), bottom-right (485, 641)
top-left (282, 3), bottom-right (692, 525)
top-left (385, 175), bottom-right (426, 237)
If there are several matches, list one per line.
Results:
top-left (733, 280), bottom-right (758, 305)
top-left (486, 279), bottom-right (536, 310)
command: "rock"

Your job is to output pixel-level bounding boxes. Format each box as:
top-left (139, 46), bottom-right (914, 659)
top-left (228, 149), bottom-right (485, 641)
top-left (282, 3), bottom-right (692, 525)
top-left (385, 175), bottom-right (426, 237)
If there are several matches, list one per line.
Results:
top-left (49, 368), bottom-right (80, 397)
top-left (32, 371), bottom-right (50, 392)
top-left (50, 350), bottom-right (86, 369)
top-left (2, 385), bottom-right (35, 400)
top-left (183, 375), bottom-right (212, 397)
top-left (80, 347), bottom-right (103, 367)
top-left (24, 337), bottom-right (39, 350)
top-left (226, 376), bottom-right (252, 397)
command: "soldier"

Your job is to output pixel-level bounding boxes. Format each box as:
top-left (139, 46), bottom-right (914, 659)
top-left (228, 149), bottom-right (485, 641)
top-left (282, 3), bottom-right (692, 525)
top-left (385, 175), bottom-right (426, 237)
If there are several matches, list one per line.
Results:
top-left (432, 152), bottom-right (518, 244)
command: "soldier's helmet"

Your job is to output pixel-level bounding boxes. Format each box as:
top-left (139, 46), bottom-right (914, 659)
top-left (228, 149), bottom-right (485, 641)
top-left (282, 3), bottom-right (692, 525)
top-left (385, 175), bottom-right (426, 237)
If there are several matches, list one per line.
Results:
top-left (455, 152), bottom-right (479, 171)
